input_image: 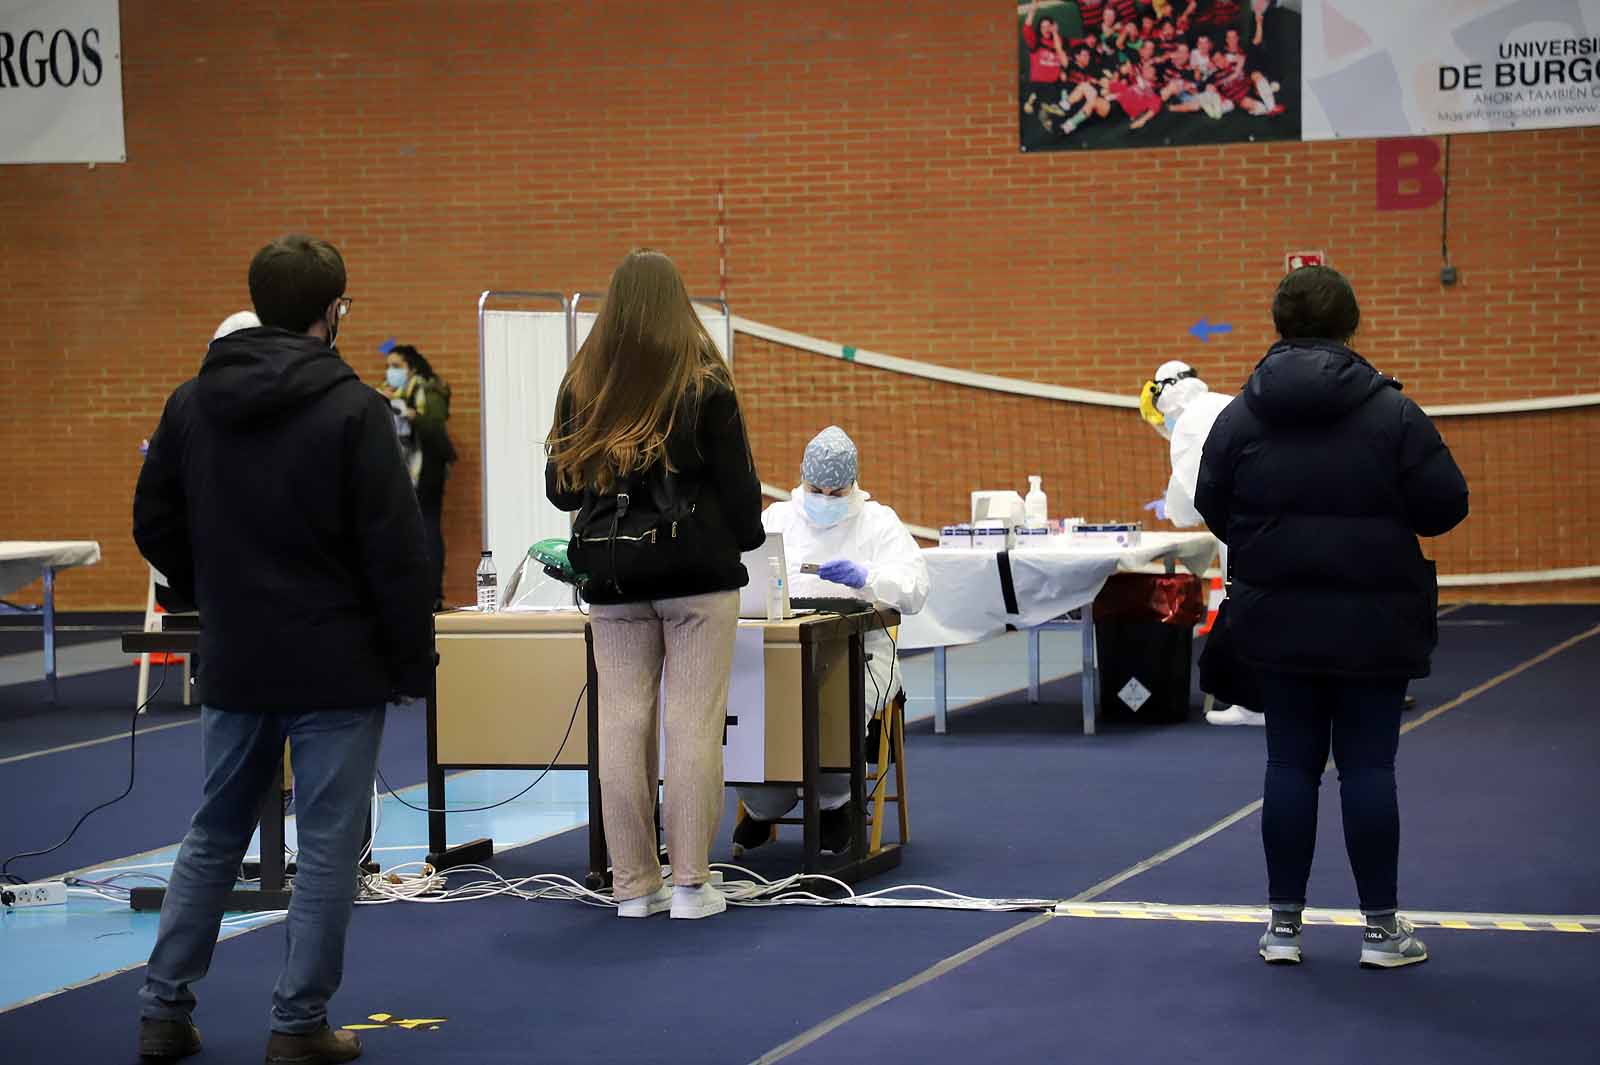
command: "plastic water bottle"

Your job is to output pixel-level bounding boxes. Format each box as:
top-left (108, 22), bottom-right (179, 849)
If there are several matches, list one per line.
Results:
top-left (476, 551), bottom-right (498, 612)
top-left (1025, 475), bottom-right (1048, 530)
top-left (765, 557), bottom-right (786, 622)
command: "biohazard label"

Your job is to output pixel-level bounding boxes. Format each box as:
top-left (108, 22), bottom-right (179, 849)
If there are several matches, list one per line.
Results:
top-left (1118, 678), bottom-right (1152, 712)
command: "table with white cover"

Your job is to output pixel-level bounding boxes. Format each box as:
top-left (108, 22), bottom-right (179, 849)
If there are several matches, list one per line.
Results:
top-left (898, 533), bottom-right (1218, 734)
top-left (0, 541), bottom-right (103, 702)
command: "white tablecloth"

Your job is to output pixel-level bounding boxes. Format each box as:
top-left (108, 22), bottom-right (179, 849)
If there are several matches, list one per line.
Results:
top-left (898, 532), bottom-right (1217, 650)
top-left (0, 541), bottom-right (102, 597)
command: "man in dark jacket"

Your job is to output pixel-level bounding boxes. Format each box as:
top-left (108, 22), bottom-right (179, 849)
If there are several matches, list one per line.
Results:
top-left (1196, 265), bottom-right (1468, 973)
top-left (133, 234), bottom-right (432, 1065)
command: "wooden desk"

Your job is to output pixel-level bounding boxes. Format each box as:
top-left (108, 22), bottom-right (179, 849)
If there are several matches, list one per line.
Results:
top-left (428, 607), bottom-right (902, 887)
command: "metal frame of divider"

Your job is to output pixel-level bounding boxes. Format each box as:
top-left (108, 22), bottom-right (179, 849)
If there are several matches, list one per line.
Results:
top-left (476, 290), bottom-right (571, 552)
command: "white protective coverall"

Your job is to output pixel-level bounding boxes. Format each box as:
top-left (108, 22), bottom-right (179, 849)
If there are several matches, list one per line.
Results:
top-left (1162, 388), bottom-right (1233, 529)
top-left (1150, 362), bottom-right (1262, 725)
top-left (740, 486), bottom-right (929, 816)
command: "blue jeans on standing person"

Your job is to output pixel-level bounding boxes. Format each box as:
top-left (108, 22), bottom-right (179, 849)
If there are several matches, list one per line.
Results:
top-left (139, 706), bottom-right (386, 1034)
top-left (1258, 674), bottom-right (1407, 916)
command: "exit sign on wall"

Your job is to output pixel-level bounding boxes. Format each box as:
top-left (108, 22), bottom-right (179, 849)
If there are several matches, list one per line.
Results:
top-left (1286, 251), bottom-right (1326, 271)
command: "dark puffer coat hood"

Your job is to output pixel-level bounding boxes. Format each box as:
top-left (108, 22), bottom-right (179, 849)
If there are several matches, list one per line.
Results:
top-left (1244, 339), bottom-right (1399, 427)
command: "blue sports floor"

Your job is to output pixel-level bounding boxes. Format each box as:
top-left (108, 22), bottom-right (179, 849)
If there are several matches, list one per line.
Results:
top-left (0, 605), bottom-right (1595, 1064)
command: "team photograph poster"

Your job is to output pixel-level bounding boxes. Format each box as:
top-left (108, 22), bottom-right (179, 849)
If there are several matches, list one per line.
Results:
top-left (1017, 1), bottom-right (1303, 152)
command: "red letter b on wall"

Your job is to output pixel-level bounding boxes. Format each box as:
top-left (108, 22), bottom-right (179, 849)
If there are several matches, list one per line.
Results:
top-left (1376, 138), bottom-right (1444, 211)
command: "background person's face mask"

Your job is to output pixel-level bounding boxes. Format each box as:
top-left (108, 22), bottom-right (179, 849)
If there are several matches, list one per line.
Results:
top-left (802, 490), bottom-right (851, 528)
top-left (386, 366), bottom-right (409, 391)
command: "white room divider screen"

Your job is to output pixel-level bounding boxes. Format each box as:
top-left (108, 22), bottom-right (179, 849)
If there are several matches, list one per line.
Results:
top-left (477, 291), bottom-right (730, 608)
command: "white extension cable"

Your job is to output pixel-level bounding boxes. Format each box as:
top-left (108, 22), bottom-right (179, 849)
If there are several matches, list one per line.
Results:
top-left (354, 860), bottom-right (1058, 914)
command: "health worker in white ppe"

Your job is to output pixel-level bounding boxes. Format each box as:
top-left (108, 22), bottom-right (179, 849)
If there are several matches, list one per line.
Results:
top-left (735, 426), bottom-right (930, 854)
top-left (1140, 361), bottom-right (1265, 727)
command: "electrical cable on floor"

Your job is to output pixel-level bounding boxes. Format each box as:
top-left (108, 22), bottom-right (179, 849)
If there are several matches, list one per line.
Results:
top-left (1, 660), bottom-right (171, 884)
top-left (351, 858), bottom-right (1058, 914)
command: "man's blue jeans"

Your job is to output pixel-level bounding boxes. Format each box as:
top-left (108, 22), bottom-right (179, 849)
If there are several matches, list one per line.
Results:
top-left (139, 706), bottom-right (385, 1034)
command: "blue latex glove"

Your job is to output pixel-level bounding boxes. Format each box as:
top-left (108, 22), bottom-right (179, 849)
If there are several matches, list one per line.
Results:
top-left (817, 559), bottom-right (869, 589)
top-left (1142, 497), bottom-right (1167, 521)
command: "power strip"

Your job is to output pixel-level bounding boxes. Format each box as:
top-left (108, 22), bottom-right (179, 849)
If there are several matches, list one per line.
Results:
top-left (1, 881), bottom-right (67, 909)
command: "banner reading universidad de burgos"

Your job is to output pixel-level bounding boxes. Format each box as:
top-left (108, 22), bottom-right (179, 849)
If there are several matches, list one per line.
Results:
top-left (0, 0), bottom-right (124, 164)
top-left (1301, 0), bottom-right (1600, 139)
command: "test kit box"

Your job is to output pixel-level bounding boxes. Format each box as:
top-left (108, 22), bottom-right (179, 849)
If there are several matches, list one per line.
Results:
top-left (972, 521), bottom-right (1011, 551)
top-left (1013, 526), bottom-right (1051, 549)
top-left (1071, 522), bottom-right (1142, 547)
top-left (940, 523), bottom-right (973, 549)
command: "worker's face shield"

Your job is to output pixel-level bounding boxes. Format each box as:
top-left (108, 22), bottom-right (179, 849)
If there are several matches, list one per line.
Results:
top-left (1140, 369), bottom-right (1198, 438)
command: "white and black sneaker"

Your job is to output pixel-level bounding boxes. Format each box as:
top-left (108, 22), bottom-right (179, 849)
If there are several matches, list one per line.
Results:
top-left (1258, 918), bottom-right (1303, 964)
top-left (1360, 916), bottom-right (1429, 969)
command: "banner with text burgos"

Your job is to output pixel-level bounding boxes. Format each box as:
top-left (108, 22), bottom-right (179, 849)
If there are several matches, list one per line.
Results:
top-left (0, 0), bottom-right (124, 164)
top-left (1300, 0), bottom-right (1600, 139)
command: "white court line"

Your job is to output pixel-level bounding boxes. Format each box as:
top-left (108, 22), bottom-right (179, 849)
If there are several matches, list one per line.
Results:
top-left (0, 718), bottom-right (199, 766)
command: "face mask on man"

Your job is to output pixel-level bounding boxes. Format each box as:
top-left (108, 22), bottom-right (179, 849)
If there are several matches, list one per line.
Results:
top-left (326, 297), bottom-right (349, 347)
top-left (801, 490), bottom-right (852, 528)
top-left (386, 367), bottom-right (409, 391)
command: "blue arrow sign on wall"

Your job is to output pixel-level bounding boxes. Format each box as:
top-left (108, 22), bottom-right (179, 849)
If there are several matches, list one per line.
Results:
top-left (1189, 318), bottom-right (1233, 343)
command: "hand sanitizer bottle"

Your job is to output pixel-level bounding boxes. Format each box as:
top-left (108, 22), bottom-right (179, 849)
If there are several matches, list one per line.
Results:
top-left (765, 556), bottom-right (786, 622)
top-left (1025, 475), bottom-right (1048, 530)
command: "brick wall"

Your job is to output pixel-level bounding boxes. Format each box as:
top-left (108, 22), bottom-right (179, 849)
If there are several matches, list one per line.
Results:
top-left (2, 1), bottom-right (1595, 609)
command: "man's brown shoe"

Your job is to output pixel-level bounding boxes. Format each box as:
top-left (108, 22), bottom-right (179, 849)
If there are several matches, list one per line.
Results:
top-left (139, 1018), bottom-right (201, 1061)
top-left (264, 1025), bottom-right (362, 1065)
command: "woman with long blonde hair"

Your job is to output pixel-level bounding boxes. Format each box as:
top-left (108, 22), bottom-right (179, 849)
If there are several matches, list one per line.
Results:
top-left (546, 248), bottom-right (765, 920)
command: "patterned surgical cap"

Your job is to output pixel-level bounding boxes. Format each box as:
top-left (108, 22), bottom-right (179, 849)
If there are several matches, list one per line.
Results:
top-left (801, 426), bottom-right (858, 490)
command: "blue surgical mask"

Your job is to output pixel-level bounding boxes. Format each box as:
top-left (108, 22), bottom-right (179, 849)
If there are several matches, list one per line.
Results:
top-left (386, 367), bottom-right (409, 391)
top-left (802, 490), bottom-right (851, 528)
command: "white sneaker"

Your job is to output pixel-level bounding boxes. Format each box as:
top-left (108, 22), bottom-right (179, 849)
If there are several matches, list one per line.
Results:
top-left (1207, 705), bottom-right (1266, 727)
top-left (616, 884), bottom-right (671, 918)
top-left (670, 883), bottom-right (727, 920)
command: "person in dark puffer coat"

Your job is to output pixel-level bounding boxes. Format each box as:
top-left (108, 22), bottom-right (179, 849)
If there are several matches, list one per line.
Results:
top-left (1196, 265), bottom-right (1468, 971)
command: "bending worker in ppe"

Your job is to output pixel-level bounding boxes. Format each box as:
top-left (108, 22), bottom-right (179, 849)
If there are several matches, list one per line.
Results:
top-left (735, 426), bottom-right (929, 854)
top-left (1141, 361), bottom-right (1264, 727)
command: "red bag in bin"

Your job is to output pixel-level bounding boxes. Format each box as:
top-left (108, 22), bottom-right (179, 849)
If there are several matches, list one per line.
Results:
top-left (1091, 573), bottom-right (1205, 626)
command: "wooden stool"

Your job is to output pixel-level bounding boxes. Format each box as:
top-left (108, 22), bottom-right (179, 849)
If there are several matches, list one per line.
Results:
top-left (868, 688), bottom-right (909, 855)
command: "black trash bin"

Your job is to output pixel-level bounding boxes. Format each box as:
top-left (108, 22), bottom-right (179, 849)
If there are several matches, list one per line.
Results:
top-left (1093, 572), bottom-right (1204, 725)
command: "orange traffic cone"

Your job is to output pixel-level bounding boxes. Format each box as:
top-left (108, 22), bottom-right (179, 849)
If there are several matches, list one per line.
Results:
top-left (1196, 576), bottom-right (1223, 636)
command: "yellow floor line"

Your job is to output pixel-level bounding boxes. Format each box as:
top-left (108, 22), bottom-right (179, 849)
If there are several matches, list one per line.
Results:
top-left (1047, 901), bottom-right (1600, 933)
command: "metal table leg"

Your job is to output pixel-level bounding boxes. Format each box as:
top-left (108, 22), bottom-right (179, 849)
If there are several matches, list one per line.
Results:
top-left (1081, 614), bottom-right (1098, 736)
top-left (932, 645), bottom-right (948, 734)
top-left (1027, 627), bottom-right (1041, 704)
top-left (42, 567), bottom-right (57, 704)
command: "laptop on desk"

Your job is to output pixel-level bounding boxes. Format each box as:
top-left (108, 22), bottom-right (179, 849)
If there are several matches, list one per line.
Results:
top-left (739, 531), bottom-right (803, 620)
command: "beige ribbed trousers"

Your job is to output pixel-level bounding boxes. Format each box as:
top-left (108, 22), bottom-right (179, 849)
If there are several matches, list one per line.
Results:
top-left (588, 589), bottom-right (739, 901)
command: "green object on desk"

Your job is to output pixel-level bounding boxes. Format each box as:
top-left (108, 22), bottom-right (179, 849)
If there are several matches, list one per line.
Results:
top-left (531, 538), bottom-right (577, 581)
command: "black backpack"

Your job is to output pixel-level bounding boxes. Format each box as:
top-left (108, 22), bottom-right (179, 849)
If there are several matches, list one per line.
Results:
top-left (568, 465), bottom-right (708, 600)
